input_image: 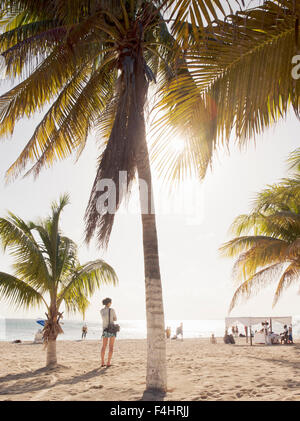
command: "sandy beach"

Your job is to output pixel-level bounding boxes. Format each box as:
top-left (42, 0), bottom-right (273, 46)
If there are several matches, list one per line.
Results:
top-left (0, 338), bottom-right (299, 401)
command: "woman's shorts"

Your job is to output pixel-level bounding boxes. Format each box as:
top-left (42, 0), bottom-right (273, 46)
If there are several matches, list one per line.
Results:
top-left (102, 331), bottom-right (117, 338)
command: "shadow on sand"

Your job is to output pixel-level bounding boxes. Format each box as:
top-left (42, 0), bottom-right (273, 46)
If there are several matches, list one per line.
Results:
top-left (0, 364), bottom-right (168, 401)
top-left (140, 389), bottom-right (166, 401)
top-left (0, 365), bottom-right (109, 396)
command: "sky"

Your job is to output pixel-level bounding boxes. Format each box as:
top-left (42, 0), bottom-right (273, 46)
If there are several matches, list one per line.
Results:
top-left (0, 0), bottom-right (299, 322)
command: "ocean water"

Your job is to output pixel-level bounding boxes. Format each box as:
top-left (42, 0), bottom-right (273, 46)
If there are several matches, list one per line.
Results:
top-left (1, 317), bottom-right (300, 342)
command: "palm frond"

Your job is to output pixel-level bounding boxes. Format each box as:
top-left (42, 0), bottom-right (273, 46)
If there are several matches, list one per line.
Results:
top-left (229, 263), bottom-right (284, 313)
top-left (0, 271), bottom-right (47, 310)
top-left (85, 51), bottom-right (152, 247)
top-left (253, 178), bottom-right (300, 214)
top-left (6, 57), bottom-right (117, 181)
top-left (231, 238), bottom-right (288, 282)
top-left (1, 23), bottom-right (67, 79)
top-left (287, 148), bottom-right (300, 174)
top-left (220, 235), bottom-right (287, 259)
top-left (0, 27), bottom-right (105, 139)
top-left (180, 1), bottom-right (300, 147)
top-left (48, 194), bottom-right (70, 282)
top-left (222, 170), bottom-right (300, 311)
top-left (169, 0), bottom-right (234, 44)
top-left (152, 72), bottom-right (217, 184)
top-left (273, 262), bottom-right (300, 306)
top-left (228, 207), bottom-right (300, 241)
top-left (55, 236), bottom-right (78, 284)
top-left (0, 214), bottom-right (51, 291)
top-left (57, 259), bottom-right (118, 312)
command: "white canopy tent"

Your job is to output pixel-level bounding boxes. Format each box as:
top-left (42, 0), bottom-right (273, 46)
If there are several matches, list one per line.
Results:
top-left (225, 316), bottom-right (292, 345)
top-left (225, 316), bottom-right (292, 329)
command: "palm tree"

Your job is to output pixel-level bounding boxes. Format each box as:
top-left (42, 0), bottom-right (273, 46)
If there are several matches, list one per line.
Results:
top-left (0, 194), bottom-right (118, 367)
top-left (0, 0), bottom-right (299, 392)
top-left (220, 177), bottom-right (300, 312)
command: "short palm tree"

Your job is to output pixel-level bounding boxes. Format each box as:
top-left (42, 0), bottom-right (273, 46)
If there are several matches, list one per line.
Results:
top-left (220, 178), bottom-right (300, 312)
top-left (0, 0), bottom-right (300, 392)
top-left (0, 194), bottom-right (118, 367)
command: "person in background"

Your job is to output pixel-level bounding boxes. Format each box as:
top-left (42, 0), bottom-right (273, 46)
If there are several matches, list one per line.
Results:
top-left (176, 322), bottom-right (183, 340)
top-left (34, 329), bottom-right (43, 344)
top-left (235, 326), bottom-right (239, 337)
top-left (263, 322), bottom-right (270, 345)
top-left (100, 297), bottom-right (117, 367)
top-left (210, 334), bottom-right (217, 344)
top-left (244, 325), bottom-right (248, 343)
top-left (288, 325), bottom-right (293, 344)
top-left (280, 325), bottom-right (289, 344)
top-left (82, 324), bottom-right (88, 339)
top-left (165, 326), bottom-right (171, 339)
top-left (231, 326), bottom-right (235, 336)
top-left (224, 330), bottom-right (235, 344)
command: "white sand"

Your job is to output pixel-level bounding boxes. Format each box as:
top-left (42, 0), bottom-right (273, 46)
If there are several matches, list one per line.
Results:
top-left (0, 338), bottom-right (299, 401)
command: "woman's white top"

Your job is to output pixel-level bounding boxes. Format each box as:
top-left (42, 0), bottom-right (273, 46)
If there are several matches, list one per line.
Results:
top-left (100, 307), bottom-right (117, 329)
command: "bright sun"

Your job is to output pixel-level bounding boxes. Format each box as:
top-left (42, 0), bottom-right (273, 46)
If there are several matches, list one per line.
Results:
top-left (171, 136), bottom-right (185, 153)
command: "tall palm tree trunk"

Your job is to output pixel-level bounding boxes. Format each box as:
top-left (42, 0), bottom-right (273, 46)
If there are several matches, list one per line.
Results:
top-left (138, 157), bottom-right (167, 393)
top-left (45, 302), bottom-right (59, 368)
top-left (46, 338), bottom-right (57, 367)
top-left (134, 53), bottom-right (167, 393)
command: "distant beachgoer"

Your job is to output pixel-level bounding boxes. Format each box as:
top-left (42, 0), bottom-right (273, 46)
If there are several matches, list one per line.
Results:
top-left (235, 326), bottom-right (239, 337)
top-left (280, 325), bottom-right (289, 344)
top-left (34, 329), bottom-right (43, 344)
top-left (82, 324), bottom-right (88, 339)
top-left (100, 297), bottom-right (117, 367)
top-left (288, 325), bottom-right (293, 344)
top-left (165, 326), bottom-right (171, 339)
top-left (223, 331), bottom-right (235, 344)
top-left (263, 322), bottom-right (270, 345)
top-left (176, 323), bottom-right (183, 341)
top-left (231, 326), bottom-right (235, 336)
top-left (210, 334), bottom-right (217, 344)
top-left (244, 325), bottom-right (248, 342)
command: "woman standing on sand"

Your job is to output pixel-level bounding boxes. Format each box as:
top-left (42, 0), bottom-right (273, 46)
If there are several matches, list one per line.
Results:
top-left (100, 298), bottom-right (117, 367)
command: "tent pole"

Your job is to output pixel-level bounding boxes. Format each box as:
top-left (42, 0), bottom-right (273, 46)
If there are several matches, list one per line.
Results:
top-left (250, 325), bottom-right (252, 346)
top-left (270, 318), bottom-right (272, 333)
